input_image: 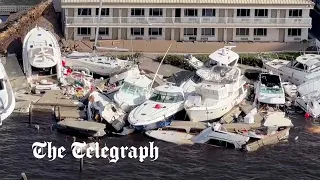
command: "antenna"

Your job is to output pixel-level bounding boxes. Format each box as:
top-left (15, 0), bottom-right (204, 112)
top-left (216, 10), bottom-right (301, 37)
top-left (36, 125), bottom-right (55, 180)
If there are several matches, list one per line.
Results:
top-left (149, 43), bottom-right (173, 91)
top-left (93, 0), bottom-right (103, 54)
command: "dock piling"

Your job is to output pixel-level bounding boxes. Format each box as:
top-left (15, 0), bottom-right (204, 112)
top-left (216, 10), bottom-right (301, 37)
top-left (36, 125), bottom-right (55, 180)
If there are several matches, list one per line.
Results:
top-left (57, 106), bottom-right (61, 121)
top-left (28, 104), bottom-right (33, 125)
top-left (80, 157), bottom-right (84, 172)
top-left (21, 172), bottom-right (27, 180)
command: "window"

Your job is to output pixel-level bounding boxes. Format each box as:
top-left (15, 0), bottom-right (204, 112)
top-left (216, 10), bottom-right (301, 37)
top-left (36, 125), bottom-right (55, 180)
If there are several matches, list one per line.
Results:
top-left (131, 8), bottom-right (144, 16)
top-left (191, 74), bottom-right (203, 84)
top-left (78, 8), bottom-right (91, 16)
top-left (120, 82), bottom-right (148, 96)
top-left (96, 8), bottom-right (109, 16)
top-left (149, 28), bottom-right (162, 36)
top-left (201, 28), bottom-right (215, 36)
top-left (289, 9), bottom-right (302, 17)
top-left (149, 8), bottom-right (163, 16)
top-left (131, 28), bottom-right (144, 36)
top-left (0, 79), bottom-right (3, 90)
top-left (77, 27), bottom-right (91, 35)
top-left (254, 28), bottom-right (267, 36)
top-left (149, 91), bottom-right (184, 103)
top-left (236, 28), bottom-right (249, 36)
top-left (254, 9), bottom-right (268, 17)
top-left (288, 28), bottom-right (301, 36)
top-left (184, 28), bottom-right (197, 36)
top-left (237, 9), bottom-right (250, 17)
top-left (184, 9), bottom-right (198, 16)
top-left (98, 28), bottom-right (109, 35)
top-left (202, 9), bottom-right (215, 16)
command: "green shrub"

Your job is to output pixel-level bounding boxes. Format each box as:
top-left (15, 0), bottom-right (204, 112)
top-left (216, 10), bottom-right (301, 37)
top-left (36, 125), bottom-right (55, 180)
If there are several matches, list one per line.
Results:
top-left (117, 52), bottom-right (143, 60)
top-left (154, 52), bottom-right (302, 70)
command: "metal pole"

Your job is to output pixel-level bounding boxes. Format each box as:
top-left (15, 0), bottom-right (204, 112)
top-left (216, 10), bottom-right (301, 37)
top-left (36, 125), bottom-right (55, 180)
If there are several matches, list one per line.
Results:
top-left (149, 43), bottom-right (172, 90)
top-left (93, 0), bottom-right (103, 53)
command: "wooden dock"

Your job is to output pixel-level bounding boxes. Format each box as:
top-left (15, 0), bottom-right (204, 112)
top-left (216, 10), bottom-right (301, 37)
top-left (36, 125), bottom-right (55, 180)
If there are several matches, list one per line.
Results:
top-left (245, 128), bottom-right (290, 152)
top-left (57, 119), bottom-right (106, 137)
top-left (35, 90), bottom-right (82, 107)
top-left (54, 106), bottom-right (86, 120)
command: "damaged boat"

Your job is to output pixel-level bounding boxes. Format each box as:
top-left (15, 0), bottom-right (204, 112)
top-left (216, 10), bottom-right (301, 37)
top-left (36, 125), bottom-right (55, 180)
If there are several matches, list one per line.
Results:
top-left (254, 73), bottom-right (285, 105)
top-left (0, 61), bottom-right (15, 125)
top-left (63, 51), bottom-right (132, 76)
top-left (113, 74), bottom-right (152, 112)
top-left (128, 84), bottom-right (185, 130)
top-left (184, 65), bottom-right (247, 122)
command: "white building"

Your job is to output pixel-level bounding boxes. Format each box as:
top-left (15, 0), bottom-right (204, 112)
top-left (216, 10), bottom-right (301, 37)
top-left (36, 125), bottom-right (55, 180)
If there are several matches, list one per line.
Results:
top-left (61, 0), bottom-right (314, 42)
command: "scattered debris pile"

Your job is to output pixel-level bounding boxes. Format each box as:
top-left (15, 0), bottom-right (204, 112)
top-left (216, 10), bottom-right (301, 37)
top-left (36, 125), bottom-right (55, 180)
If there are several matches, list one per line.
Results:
top-left (0, 0), bottom-right (63, 55)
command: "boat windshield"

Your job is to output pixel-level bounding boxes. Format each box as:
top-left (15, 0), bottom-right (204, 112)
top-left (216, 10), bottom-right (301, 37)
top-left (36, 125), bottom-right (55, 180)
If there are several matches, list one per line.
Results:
top-left (0, 79), bottom-right (3, 90)
top-left (191, 73), bottom-right (203, 84)
top-left (120, 82), bottom-right (148, 95)
top-left (208, 66), bottom-right (239, 83)
top-left (260, 74), bottom-right (283, 94)
top-left (149, 90), bottom-right (184, 103)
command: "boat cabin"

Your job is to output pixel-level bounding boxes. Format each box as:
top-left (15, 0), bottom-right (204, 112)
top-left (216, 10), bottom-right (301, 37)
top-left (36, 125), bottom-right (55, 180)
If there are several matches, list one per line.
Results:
top-left (208, 46), bottom-right (239, 67)
top-left (149, 85), bottom-right (185, 103)
top-left (287, 54), bottom-right (320, 73)
top-left (118, 75), bottom-right (151, 96)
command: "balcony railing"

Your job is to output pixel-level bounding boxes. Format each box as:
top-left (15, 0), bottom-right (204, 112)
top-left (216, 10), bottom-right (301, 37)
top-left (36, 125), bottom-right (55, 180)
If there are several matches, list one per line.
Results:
top-left (66, 17), bottom-right (312, 27)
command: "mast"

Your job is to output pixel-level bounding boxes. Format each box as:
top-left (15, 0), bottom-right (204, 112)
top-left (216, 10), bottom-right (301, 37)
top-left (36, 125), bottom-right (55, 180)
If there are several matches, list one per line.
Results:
top-left (149, 43), bottom-right (172, 91)
top-left (93, 0), bottom-right (103, 54)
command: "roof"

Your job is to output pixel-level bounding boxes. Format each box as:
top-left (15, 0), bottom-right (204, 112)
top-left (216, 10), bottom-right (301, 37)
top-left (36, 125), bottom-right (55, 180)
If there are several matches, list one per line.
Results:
top-left (0, 0), bottom-right (43, 6)
top-left (296, 54), bottom-right (320, 66)
top-left (61, 0), bottom-right (314, 5)
top-left (209, 46), bottom-right (239, 66)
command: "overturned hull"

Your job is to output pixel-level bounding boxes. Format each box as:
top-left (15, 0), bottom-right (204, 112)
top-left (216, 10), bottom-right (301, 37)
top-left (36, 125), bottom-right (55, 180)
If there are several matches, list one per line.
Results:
top-left (145, 130), bottom-right (194, 145)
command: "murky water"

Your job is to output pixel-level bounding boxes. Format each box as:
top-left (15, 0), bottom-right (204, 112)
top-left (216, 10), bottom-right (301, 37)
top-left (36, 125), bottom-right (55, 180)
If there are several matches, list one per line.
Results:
top-left (0, 113), bottom-right (319, 180)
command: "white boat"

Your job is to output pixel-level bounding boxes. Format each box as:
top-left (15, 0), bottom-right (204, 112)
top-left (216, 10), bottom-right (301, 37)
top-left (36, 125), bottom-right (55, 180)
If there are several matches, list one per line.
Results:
top-left (104, 65), bottom-right (141, 95)
top-left (145, 130), bottom-right (194, 145)
top-left (113, 74), bottom-right (152, 112)
top-left (181, 46), bottom-right (239, 94)
top-left (192, 123), bottom-right (250, 149)
top-left (254, 73), bottom-right (285, 105)
top-left (63, 51), bottom-right (132, 76)
top-left (128, 84), bottom-right (185, 130)
top-left (184, 65), bottom-right (247, 122)
top-left (22, 26), bottom-right (63, 81)
top-left (0, 62), bottom-right (15, 125)
top-left (295, 78), bottom-right (320, 118)
top-left (263, 111), bottom-right (293, 127)
top-left (87, 91), bottom-right (126, 130)
top-left (264, 54), bottom-right (320, 86)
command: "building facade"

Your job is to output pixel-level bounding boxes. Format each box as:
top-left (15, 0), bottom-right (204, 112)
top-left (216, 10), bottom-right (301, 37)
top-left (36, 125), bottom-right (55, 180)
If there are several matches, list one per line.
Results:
top-left (61, 0), bottom-right (314, 42)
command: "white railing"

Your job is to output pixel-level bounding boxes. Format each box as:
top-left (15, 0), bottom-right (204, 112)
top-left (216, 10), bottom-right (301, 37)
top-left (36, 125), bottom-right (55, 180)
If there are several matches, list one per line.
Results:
top-left (0, 5), bottom-right (32, 12)
top-left (66, 17), bottom-right (312, 26)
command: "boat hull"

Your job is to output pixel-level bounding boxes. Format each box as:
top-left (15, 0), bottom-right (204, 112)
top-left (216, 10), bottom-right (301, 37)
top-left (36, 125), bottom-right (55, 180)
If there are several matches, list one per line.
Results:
top-left (145, 130), bottom-right (194, 145)
top-left (185, 91), bottom-right (247, 122)
top-left (0, 63), bottom-right (16, 125)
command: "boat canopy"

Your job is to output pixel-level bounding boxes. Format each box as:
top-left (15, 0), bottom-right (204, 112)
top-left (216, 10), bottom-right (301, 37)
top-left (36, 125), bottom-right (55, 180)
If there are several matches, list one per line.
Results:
top-left (208, 46), bottom-right (239, 66)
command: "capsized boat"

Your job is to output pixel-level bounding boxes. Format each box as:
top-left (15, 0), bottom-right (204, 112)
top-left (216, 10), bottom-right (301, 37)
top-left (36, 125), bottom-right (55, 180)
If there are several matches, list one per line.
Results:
top-left (87, 91), bottom-right (126, 131)
top-left (263, 54), bottom-right (320, 86)
top-left (63, 51), bottom-right (132, 76)
top-left (0, 61), bottom-right (15, 125)
top-left (254, 73), bottom-right (285, 105)
top-left (184, 65), bottom-right (248, 122)
top-left (128, 84), bottom-right (185, 130)
top-left (192, 122), bottom-right (250, 149)
top-left (145, 130), bottom-right (194, 145)
top-left (22, 26), bottom-right (63, 81)
top-left (113, 74), bottom-right (152, 112)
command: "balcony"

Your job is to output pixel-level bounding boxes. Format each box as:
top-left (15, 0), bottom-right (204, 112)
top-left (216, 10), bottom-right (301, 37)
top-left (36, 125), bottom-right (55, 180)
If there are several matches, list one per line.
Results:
top-left (65, 17), bottom-right (312, 28)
